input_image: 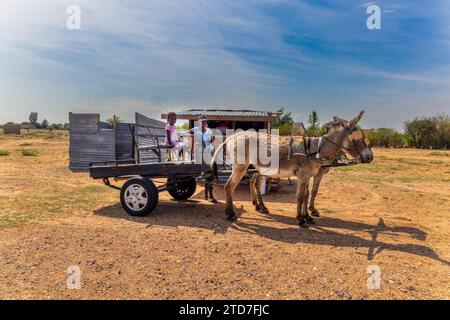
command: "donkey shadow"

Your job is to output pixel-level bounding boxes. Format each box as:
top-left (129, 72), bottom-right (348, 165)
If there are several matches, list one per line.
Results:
top-left (232, 213), bottom-right (449, 266)
top-left (94, 189), bottom-right (448, 266)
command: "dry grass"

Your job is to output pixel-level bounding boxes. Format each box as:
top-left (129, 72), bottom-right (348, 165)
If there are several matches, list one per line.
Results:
top-left (0, 130), bottom-right (110, 228)
top-left (0, 131), bottom-right (448, 299)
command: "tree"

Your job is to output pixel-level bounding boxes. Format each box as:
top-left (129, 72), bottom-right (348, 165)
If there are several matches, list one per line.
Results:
top-left (272, 108), bottom-right (294, 135)
top-left (29, 112), bottom-right (38, 124)
top-left (366, 128), bottom-right (405, 147)
top-left (404, 118), bottom-right (437, 148)
top-left (41, 119), bottom-right (49, 129)
top-left (106, 116), bottom-right (122, 126)
top-left (306, 111), bottom-right (320, 136)
top-left (404, 115), bottom-right (450, 149)
top-left (177, 123), bottom-right (189, 131)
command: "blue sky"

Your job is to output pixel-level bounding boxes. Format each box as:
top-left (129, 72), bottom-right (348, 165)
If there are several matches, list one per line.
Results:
top-left (0, 0), bottom-right (449, 130)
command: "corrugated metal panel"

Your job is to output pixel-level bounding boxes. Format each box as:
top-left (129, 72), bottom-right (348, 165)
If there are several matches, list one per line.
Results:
top-left (177, 109), bottom-right (272, 117)
top-left (135, 113), bottom-right (167, 164)
top-left (69, 113), bottom-right (116, 171)
top-left (115, 123), bottom-right (135, 160)
top-left (3, 123), bottom-right (21, 134)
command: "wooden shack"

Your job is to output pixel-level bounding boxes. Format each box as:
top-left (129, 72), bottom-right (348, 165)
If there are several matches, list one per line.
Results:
top-left (2, 123), bottom-right (22, 134)
top-left (161, 109), bottom-right (278, 133)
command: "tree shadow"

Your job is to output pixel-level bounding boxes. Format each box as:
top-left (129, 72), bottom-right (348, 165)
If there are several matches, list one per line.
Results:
top-left (232, 214), bottom-right (449, 266)
top-left (263, 212), bottom-right (427, 241)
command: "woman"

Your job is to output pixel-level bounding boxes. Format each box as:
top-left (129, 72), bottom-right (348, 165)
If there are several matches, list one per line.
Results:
top-left (188, 115), bottom-right (215, 154)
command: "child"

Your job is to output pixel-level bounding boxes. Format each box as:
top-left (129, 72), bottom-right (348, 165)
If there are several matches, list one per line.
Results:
top-left (165, 112), bottom-right (185, 158)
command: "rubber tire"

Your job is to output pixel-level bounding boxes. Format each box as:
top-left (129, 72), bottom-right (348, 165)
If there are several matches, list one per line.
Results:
top-left (120, 177), bottom-right (158, 216)
top-left (167, 177), bottom-right (197, 200)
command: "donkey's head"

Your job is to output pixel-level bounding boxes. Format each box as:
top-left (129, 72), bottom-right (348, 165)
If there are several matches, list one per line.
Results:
top-left (329, 111), bottom-right (373, 163)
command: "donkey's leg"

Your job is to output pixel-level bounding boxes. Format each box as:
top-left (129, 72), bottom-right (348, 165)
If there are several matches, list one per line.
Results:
top-left (224, 165), bottom-right (248, 221)
top-left (205, 175), bottom-right (217, 203)
top-left (204, 176), bottom-right (209, 200)
top-left (297, 177), bottom-right (307, 220)
top-left (301, 179), bottom-right (309, 219)
top-left (255, 175), bottom-right (269, 214)
top-left (301, 179), bottom-right (314, 224)
top-left (296, 178), bottom-right (309, 228)
top-left (309, 167), bottom-right (330, 217)
top-left (249, 174), bottom-right (260, 210)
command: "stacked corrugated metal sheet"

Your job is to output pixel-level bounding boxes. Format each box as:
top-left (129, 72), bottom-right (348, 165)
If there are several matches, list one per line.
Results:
top-left (69, 112), bottom-right (168, 171)
top-left (135, 112), bottom-right (167, 164)
top-left (69, 113), bottom-right (115, 171)
top-left (177, 109), bottom-right (272, 117)
top-left (3, 123), bottom-right (22, 134)
top-left (115, 123), bottom-right (135, 160)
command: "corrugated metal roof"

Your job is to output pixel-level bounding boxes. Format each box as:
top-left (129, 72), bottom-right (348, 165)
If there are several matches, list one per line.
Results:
top-left (177, 109), bottom-right (275, 117)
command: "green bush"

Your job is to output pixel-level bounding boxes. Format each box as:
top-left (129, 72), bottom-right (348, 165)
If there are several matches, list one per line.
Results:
top-left (21, 149), bottom-right (38, 157)
top-left (0, 150), bottom-right (10, 156)
top-left (366, 128), bottom-right (405, 147)
top-left (404, 114), bottom-right (450, 149)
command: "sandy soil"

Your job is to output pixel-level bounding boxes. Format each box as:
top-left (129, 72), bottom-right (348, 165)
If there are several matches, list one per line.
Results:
top-left (0, 133), bottom-right (449, 299)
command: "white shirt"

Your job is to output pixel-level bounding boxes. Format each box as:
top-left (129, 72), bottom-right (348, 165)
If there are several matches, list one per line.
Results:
top-left (193, 127), bottom-right (213, 148)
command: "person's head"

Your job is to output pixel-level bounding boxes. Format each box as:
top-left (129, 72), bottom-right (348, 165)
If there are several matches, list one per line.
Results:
top-left (198, 115), bottom-right (208, 129)
top-left (167, 112), bottom-right (177, 125)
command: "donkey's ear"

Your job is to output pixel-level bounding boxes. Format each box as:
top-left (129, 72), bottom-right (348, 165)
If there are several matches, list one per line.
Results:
top-left (347, 111), bottom-right (365, 130)
top-left (333, 116), bottom-right (348, 126)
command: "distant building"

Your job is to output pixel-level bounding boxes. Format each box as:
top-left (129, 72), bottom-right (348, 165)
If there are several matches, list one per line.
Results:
top-left (3, 123), bottom-right (22, 134)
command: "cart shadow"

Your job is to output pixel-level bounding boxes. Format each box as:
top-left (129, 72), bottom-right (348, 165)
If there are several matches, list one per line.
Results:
top-left (94, 196), bottom-right (244, 235)
top-left (232, 213), bottom-right (449, 266)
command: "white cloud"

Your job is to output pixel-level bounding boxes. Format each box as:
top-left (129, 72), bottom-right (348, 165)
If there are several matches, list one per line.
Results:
top-left (0, 0), bottom-right (448, 127)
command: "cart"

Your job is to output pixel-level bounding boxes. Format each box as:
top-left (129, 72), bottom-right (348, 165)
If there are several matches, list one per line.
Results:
top-left (69, 112), bottom-right (215, 217)
top-left (90, 161), bottom-right (211, 216)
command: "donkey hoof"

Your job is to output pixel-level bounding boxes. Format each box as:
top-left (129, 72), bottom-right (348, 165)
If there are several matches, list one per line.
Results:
top-left (256, 207), bottom-right (269, 214)
top-left (227, 214), bottom-right (237, 221)
top-left (310, 209), bottom-right (320, 217)
top-left (306, 217), bottom-right (315, 224)
top-left (298, 218), bottom-right (309, 228)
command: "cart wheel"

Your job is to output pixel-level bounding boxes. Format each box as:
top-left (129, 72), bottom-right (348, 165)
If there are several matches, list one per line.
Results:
top-left (167, 177), bottom-right (197, 200)
top-left (120, 177), bottom-right (158, 216)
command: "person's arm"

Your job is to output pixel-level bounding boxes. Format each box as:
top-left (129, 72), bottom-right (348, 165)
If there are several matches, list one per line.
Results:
top-left (208, 128), bottom-right (215, 143)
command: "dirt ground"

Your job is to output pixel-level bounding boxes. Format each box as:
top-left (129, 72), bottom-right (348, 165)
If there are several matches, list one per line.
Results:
top-left (0, 131), bottom-right (449, 299)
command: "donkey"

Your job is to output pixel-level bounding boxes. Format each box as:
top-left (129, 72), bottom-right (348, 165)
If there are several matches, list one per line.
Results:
top-left (306, 117), bottom-right (374, 217)
top-left (211, 111), bottom-right (370, 227)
